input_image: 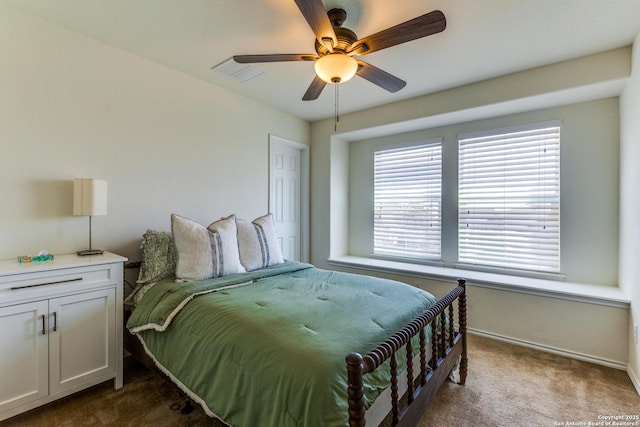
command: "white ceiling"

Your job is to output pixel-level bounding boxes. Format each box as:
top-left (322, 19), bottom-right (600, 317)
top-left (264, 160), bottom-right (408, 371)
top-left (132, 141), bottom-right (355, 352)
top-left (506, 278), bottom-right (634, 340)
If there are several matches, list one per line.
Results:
top-left (4, 0), bottom-right (640, 121)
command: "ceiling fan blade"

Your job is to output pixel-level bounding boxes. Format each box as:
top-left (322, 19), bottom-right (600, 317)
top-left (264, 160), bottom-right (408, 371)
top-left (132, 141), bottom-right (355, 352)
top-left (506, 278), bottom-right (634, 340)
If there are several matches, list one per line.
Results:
top-left (233, 54), bottom-right (317, 63)
top-left (356, 61), bottom-right (406, 93)
top-left (302, 75), bottom-right (327, 101)
top-left (350, 10), bottom-right (446, 55)
top-left (293, 0), bottom-right (337, 50)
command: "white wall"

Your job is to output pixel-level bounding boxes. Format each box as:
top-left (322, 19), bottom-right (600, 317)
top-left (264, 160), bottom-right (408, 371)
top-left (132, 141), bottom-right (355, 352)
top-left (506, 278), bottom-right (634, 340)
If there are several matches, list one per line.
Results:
top-left (310, 47), bottom-right (632, 366)
top-left (0, 4), bottom-right (309, 263)
top-left (620, 32), bottom-right (640, 391)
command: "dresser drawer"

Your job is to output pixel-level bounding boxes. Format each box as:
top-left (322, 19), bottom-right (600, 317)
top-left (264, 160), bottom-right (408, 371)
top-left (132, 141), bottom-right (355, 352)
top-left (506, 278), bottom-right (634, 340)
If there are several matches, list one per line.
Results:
top-left (0, 266), bottom-right (112, 306)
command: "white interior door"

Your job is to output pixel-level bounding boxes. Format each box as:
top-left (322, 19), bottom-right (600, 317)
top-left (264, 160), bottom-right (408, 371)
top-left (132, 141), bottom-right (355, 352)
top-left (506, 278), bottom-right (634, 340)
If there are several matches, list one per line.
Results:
top-left (269, 135), bottom-right (308, 262)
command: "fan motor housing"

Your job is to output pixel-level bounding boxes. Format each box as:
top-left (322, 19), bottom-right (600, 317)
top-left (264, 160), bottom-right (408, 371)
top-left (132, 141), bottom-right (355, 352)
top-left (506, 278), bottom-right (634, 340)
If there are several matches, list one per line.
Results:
top-left (315, 9), bottom-right (357, 56)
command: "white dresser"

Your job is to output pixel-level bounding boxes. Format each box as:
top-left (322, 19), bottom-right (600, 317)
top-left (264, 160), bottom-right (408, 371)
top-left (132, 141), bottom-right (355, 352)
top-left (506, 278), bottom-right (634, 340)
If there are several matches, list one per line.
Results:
top-left (0, 251), bottom-right (127, 421)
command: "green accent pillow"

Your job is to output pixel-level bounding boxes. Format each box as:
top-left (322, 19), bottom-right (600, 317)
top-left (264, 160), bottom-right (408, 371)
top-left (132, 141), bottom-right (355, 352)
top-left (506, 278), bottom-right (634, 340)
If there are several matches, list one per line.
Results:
top-left (136, 229), bottom-right (177, 285)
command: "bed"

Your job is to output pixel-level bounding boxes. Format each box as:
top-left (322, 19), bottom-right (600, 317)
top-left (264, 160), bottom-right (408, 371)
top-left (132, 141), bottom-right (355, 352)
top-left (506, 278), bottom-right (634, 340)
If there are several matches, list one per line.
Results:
top-left (125, 214), bottom-right (467, 427)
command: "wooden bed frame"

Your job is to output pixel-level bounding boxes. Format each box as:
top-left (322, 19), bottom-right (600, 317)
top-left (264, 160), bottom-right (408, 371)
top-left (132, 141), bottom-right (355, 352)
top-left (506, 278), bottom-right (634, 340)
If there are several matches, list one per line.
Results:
top-left (347, 279), bottom-right (467, 426)
top-left (124, 273), bottom-right (467, 427)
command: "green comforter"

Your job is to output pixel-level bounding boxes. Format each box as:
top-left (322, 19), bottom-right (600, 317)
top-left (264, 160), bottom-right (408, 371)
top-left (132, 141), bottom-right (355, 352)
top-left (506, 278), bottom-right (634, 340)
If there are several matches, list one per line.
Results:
top-left (127, 261), bottom-right (437, 427)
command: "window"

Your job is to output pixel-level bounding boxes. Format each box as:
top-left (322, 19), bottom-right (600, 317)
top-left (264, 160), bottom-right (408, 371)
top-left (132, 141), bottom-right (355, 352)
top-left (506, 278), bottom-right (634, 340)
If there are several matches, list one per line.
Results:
top-left (345, 100), bottom-right (618, 285)
top-left (373, 141), bottom-right (442, 260)
top-left (458, 123), bottom-right (561, 273)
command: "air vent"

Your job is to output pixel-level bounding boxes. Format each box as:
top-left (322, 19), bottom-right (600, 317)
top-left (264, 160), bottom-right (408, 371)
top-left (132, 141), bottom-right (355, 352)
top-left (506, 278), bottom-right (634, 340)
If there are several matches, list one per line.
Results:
top-left (212, 58), bottom-right (264, 82)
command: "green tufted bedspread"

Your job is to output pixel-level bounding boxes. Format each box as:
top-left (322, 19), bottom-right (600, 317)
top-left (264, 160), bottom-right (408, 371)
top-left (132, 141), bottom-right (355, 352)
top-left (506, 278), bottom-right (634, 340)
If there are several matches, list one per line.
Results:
top-left (127, 261), bottom-right (437, 427)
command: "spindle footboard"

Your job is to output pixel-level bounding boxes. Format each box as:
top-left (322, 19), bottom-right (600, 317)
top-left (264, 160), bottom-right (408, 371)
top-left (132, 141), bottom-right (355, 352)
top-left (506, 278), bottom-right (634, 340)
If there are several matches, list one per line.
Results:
top-left (347, 279), bottom-right (467, 427)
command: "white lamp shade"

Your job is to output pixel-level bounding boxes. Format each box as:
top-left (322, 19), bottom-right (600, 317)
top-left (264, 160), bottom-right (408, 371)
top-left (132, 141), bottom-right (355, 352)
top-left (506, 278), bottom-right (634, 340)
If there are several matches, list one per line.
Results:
top-left (73, 179), bottom-right (108, 216)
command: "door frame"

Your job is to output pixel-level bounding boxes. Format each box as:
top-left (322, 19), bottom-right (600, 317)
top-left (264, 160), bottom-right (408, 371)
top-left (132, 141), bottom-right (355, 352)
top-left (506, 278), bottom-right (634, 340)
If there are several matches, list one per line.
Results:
top-left (268, 134), bottom-right (309, 263)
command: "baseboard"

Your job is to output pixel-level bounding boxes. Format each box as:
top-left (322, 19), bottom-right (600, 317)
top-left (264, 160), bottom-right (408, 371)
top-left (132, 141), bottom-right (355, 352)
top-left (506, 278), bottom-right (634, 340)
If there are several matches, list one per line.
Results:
top-left (627, 365), bottom-right (640, 396)
top-left (469, 328), bottom-right (628, 371)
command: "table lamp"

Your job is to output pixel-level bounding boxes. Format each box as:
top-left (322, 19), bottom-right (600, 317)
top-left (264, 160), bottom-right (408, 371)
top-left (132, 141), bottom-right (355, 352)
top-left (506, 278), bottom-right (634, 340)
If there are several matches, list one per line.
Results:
top-left (73, 179), bottom-right (107, 256)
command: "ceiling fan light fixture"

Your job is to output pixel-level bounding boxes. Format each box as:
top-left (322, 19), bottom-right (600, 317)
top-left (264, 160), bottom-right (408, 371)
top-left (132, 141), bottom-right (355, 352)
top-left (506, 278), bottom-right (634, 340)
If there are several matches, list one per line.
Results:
top-left (314, 53), bottom-right (358, 84)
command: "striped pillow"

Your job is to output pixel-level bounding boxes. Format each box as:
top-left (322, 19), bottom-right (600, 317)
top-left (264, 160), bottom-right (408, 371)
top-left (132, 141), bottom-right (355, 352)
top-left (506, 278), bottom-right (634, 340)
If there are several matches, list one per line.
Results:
top-left (236, 213), bottom-right (285, 271)
top-left (172, 214), bottom-right (245, 281)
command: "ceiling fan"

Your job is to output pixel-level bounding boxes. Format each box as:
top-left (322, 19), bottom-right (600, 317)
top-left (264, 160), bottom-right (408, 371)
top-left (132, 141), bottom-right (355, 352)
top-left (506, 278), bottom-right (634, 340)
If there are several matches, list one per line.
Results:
top-left (233, 0), bottom-right (446, 101)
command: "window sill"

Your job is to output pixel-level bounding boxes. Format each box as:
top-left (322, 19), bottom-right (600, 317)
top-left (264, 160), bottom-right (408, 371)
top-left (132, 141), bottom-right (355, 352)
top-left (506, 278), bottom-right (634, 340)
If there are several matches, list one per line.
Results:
top-left (327, 256), bottom-right (630, 308)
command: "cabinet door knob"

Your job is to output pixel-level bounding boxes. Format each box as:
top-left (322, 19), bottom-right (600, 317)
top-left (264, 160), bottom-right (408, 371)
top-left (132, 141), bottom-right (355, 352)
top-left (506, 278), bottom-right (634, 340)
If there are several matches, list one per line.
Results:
top-left (40, 314), bottom-right (46, 335)
top-left (52, 312), bottom-right (57, 332)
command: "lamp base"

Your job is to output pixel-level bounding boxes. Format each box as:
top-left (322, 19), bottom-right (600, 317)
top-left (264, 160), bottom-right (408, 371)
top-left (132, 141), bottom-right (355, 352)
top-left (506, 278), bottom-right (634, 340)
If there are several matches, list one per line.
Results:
top-left (77, 249), bottom-right (104, 256)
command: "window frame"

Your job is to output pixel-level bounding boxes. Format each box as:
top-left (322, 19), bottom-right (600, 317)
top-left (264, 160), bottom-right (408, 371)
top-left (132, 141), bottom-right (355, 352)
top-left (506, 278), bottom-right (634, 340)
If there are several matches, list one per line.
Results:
top-left (372, 139), bottom-right (443, 263)
top-left (368, 121), bottom-right (563, 278)
top-left (456, 120), bottom-right (562, 277)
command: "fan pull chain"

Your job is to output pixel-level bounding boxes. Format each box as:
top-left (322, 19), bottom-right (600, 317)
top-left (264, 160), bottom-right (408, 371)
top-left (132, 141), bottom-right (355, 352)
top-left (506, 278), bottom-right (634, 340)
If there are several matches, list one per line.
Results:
top-left (333, 78), bottom-right (340, 132)
top-left (331, 77), bottom-right (340, 132)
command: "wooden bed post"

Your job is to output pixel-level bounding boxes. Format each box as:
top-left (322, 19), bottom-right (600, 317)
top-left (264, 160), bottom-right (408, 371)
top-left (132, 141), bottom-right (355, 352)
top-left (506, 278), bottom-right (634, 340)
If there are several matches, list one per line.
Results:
top-left (346, 352), bottom-right (366, 427)
top-left (457, 279), bottom-right (468, 385)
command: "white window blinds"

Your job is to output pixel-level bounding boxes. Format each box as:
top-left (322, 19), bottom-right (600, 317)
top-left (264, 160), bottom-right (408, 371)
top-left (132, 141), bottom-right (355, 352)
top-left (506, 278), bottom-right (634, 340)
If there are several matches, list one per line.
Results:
top-left (374, 142), bottom-right (442, 259)
top-left (458, 123), bottom-right (561, 273)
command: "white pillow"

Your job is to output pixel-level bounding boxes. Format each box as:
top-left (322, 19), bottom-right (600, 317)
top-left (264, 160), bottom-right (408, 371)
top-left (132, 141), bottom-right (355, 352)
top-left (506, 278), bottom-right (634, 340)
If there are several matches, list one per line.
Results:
top-left (236, 213), bottom-right (285, 271)
top-left (172, 214), bottom-right (245, 281)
